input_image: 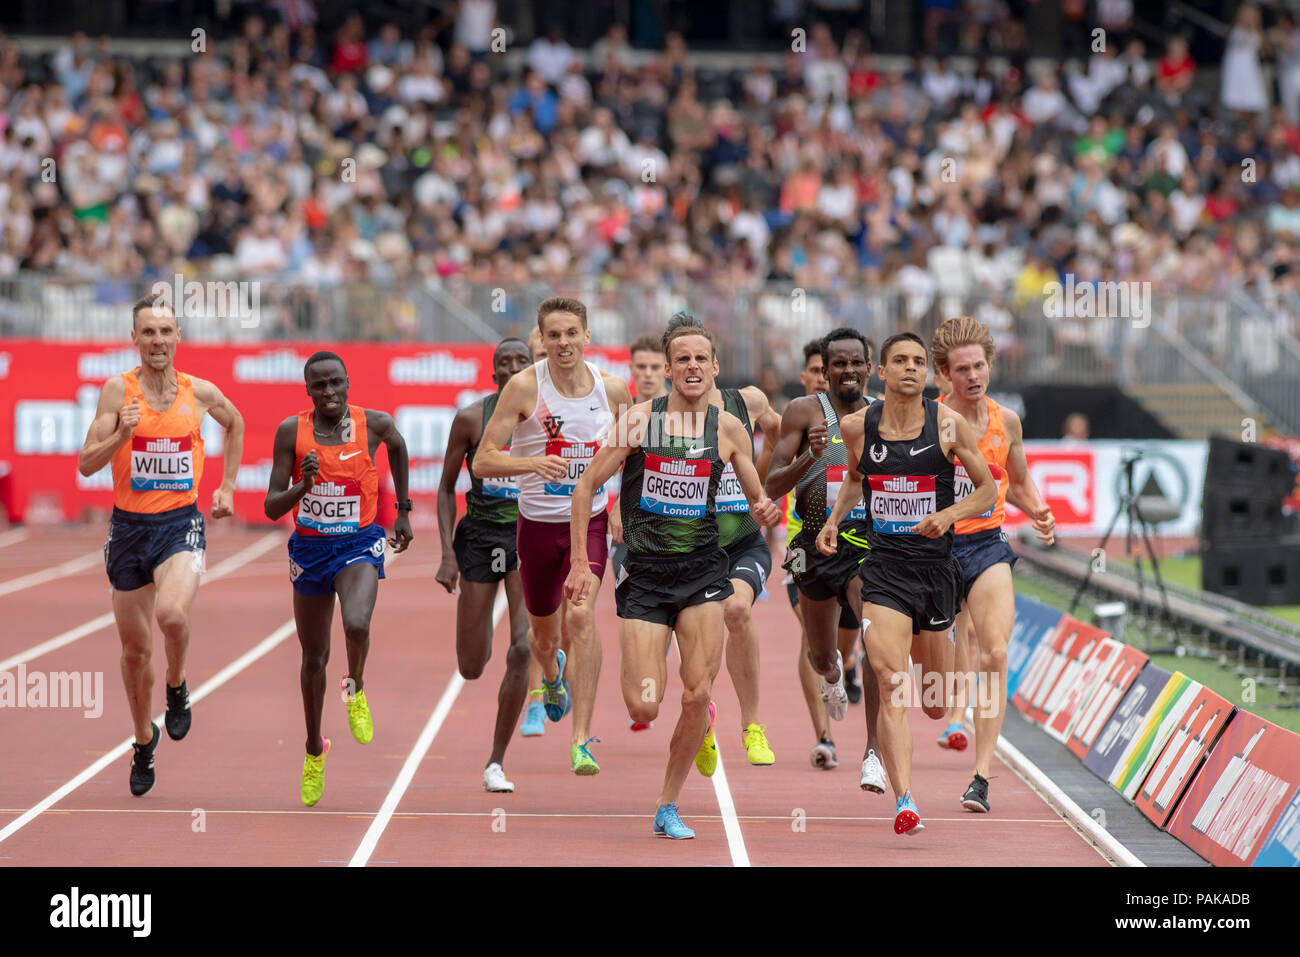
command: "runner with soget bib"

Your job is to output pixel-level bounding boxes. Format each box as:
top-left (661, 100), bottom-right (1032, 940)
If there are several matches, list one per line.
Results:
top-left (819, 331), bottom-right (995, 836)
top-left (473, 297), bottom-right (632, 776)
top-left (766, 328), bottom-right (887, 791)
top-left (264, 351), bottom-right (413, 806)
top-left (437, 337), bottom-right (539, 793)
top-left (78, 293), bottom-right (245, 797)
top-left (931, 317), bottom-right (1055, 813)
top-left (563, 321), bottom-right (781, 839)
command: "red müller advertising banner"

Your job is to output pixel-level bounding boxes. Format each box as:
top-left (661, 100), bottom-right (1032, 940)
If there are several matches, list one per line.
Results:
top-left (0, 340), bottom-right (631, 527)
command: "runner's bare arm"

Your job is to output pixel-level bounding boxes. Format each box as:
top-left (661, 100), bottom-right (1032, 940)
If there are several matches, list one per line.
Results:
top-left (916, 407), bottom-right (996, 538)
top-left (264, 417), bottom-right (314, 520)
top-left (720, 411), bottom-right (779, 526)
top-left (1002, 408), bottom-right (1055, 544)
top-left (368, 410), bottom-right (413, 552)
top-left (193, 377), bottom-right (244, 519)
top-left (473, 369), bottom-right (565, 481)
top-left (77, 375), bottom-right (132, 476)
top-left (764, 395), bottom-right (825, 499)
top-left (436, 404), bottom-right (477, 590)
top-left (817, 408), bottom-right (867, 555)
top-left (603, 371), bottom-right (634, 421)
top-left (564, 403), bottom-right (646, 604)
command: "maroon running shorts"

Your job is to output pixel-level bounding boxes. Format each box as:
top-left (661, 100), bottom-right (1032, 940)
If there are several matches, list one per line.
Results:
top-left (516, 509), bottom-right (608, 616)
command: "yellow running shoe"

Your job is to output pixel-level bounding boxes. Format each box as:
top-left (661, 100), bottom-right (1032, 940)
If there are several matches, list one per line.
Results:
top-left (694, 700), bottom-right (718, 777)
top-left (302, 738), bottom-right (331, 807)
top-left (342, 676), bottom-right (373, 744)
top-left (742, 723), bottom-right (775, 766)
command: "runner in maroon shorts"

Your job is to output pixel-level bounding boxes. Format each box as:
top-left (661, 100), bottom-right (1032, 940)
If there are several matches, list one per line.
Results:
top-left (473, 297), bottom-right (632, 775)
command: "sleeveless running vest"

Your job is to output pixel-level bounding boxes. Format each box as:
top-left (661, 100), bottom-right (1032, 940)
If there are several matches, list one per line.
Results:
top-left (291, 405), bottom-right (378, 536)
top-left (111, 369), bottom-right (204, 514)
top-left (466, 393), bottom-right (519, 524)
top-left (715, 388), bottom-right (761, 548)
top-left (620, 396), bottom-right (724, 556)
top-left (938, 394), bottom-right (1010, 534)
top-left (511, 359), bottom-right (612, 521)
top-left (857, 398), bottom-right (955, 559)
top-left (792, 392), bottom-right (871, 549)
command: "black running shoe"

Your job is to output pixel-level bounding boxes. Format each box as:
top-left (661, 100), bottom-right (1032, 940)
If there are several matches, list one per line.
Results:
top-left (165, 680), bottom-right (191, 740)
top-left (130, 723), bottom-right (160, 797)
top-left (844, 659), bottom-right (862, 704)
top-left (961, 773), bottom-right (990, 813)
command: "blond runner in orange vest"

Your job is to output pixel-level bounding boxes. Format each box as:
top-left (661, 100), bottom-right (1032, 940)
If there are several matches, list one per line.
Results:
top-left (77, 293), bottom-right (245, 797)
top-left (931, 316), bottom-right (1055, 814)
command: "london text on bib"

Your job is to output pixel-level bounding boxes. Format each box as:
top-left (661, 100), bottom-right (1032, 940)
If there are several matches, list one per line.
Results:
top-left (714, 463), bottom-right (748, 513)
top-left (131, 435), bottom-right (194, 491)
top-left (298, 479), bottom-right (362, 534)
top-left (639, 454), bottom-right (710, 517)
top-left (825, 465), bottom-right (867, 519)
top-left (543, 440), bottom-right (604, 496)
top-left (868, 474), bottom-right (936, 533)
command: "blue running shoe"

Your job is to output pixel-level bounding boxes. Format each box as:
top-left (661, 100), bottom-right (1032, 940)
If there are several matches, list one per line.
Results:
top-left (894, 791), bottom-right (924, 836)
top-left (937, 722), bottom-right (968, 751)
top-left (542, 649), bottom-right (571, 722)
top-left (521, 699), bottom-right (546, 737)
top-left (653, 803), bottom-right (695, 839)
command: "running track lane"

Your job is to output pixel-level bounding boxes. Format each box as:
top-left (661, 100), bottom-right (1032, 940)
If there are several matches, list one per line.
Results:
top-left (2, 535), bottom-right (1108, 865)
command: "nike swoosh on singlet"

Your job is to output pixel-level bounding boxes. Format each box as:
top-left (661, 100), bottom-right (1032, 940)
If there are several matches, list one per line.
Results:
top-left (831, 436), bottom-right (844, 444)
top-left (909, 445), bottom-right (934, 456)
top-left (686, 446), bottom-right (713, 457)
top-left (339, 450), bottom-right (363, 460)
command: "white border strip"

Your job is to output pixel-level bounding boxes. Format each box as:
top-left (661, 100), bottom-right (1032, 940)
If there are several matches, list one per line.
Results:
top-left (709, 748), bottom-right (751, 866)
top-left (347, 588), bottom-right (506, 867)
top-left (0, 530), bottom-right (283, 674)
top-left (984, 724), bottom-right (1146, 867)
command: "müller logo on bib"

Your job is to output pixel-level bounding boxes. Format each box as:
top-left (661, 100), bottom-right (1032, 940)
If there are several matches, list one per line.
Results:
top-left (298, 479), bottom-right (362, 534)
top-left (543, 440), bottom-right (603, 496)
top-left (130, 435), bottom-right (193, 491)
top-left (640, 453), bottom-right (710, 517)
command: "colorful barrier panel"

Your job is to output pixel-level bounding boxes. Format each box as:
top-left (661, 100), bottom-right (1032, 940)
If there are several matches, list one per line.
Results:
top-left (1167, 711), bottom-right (1300, 866)
top-left (1253, 789), bottom-right (1300, 867)
top-left (1107, 672), bottom-right (1200, 800)
top-left (1134, 686), bottom-right (1234, 828)
top-left (0, 339), bottom-right (631, 525)
top-left (1044, 637), bottom-right (1122, 744)
top-left (1012, 616), bottom-right (1107, 725)
top-left (1066, 644), bottom-right (1149, 759)
top-left (1082, 662), bottom-right (1170, 782)
top-left (1006, 596), bottom-right (1065, 699)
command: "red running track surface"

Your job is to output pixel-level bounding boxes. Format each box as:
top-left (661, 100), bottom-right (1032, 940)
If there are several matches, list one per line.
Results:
top-left (0, 527), bottom-right (1108, 867)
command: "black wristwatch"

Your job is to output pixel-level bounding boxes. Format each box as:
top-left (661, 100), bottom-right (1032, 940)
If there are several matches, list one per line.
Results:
top-left (396, 499), bottom-right (414, 512)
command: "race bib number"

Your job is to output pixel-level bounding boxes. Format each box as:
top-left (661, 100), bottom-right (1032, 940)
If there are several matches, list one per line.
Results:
top-left (868, 474), bottom-right (936, 534)
top-left (130, 435), bottom-right (194, 491)
top-left (543, 440), bottom-right (604, 496)
top-left (298, 479), bottom-right (362, 534)
top-left (953, 462), bottom-right (1001, 518)
top-left (714, 463), bottom-right (748, 513)
top-left (639, 453), bottom-right (710, 517)
top-left (825, 465), bottom-right (867, 520)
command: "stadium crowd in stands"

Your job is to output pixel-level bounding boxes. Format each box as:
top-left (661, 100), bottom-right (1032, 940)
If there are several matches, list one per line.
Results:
top-left (2, 3), bottom-right (1300, 349)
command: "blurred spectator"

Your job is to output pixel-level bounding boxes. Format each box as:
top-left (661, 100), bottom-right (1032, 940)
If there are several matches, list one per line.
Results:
top-left (1221, 4), bottom-right (1269, 117)
top-left (1062, 413), bottom-right (1091, 440)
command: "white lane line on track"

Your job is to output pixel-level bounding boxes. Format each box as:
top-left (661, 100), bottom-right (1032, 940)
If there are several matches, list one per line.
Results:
top-left (709, 747), bottom-right (751, 866)
top-left (0, 535), bottom-right (396, 848)
top-left (0, 529), bottom-right (31, 549)
top-left (0, 530), bottom-right (283, 674)
top-left (346, 588), bottom-right (507, 867)
top-left (0, 552), bottom-right (101, 599)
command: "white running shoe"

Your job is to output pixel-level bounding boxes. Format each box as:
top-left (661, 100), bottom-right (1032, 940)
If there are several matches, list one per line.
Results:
top-left (859, 749), bottom-right (887, 794)
top-left (482, 762), bottom-right (515, 793)
top-left (821, 650), bottom-right (849, 721)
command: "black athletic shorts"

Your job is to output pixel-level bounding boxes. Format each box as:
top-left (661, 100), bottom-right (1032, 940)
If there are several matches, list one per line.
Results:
top-left (615, 547), bottom-right (734, 627)
top-left (859, 552), bottom-right (964, 635)
top-left (453, 516), bottom-right (518, 583)
top-left (783, 538), bottom-right (868, 608)
top-left (785, 579), bottom-right (860, 629)
top-left (952, 527), bottom-right (1017, 599)
top-left (104, 504), bottom-right (205, 592)
top-left (724, 531), bottom-right (772, 601)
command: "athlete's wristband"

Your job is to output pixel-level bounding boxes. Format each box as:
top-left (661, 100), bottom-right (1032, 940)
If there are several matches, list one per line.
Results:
top-left (807, 446), bottom-right (822, 462)
top-left (396, 499), bottom-right (414, 512)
